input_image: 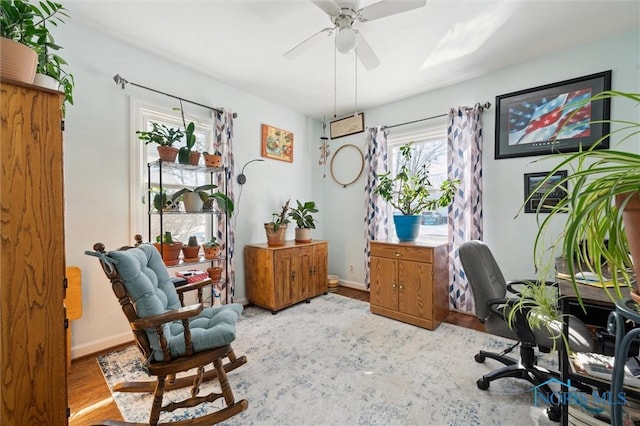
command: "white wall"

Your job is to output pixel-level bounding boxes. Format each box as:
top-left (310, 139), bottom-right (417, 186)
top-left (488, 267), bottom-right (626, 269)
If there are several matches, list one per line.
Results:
top-left (323, 29), bottom-right (640, 293)
top-left (59, 20), bottom-right (322, 357)
top-left (60, 15), bottom-right (638, 357)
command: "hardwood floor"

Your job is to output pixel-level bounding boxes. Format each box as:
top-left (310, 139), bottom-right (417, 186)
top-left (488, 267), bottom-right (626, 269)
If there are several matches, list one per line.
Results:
top-left (68, 286), bottom-right (484, 424)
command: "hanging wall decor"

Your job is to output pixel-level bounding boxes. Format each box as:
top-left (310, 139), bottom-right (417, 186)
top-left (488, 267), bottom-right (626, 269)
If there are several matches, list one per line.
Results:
top-left (261, 124), bottom-right (294, 162)
top-left (319, 117), bottom-right (330, 177)
top-left (330, 112), bottom-right (365, 139)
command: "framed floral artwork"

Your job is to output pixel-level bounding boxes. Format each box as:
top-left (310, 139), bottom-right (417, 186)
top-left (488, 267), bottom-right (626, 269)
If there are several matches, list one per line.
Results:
top-left (261, 124), bottom-right (293, 163)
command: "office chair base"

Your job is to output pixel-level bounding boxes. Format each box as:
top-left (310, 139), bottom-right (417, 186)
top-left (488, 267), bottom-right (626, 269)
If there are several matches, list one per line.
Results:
top-left (474, 350), bottom-right (518, 367)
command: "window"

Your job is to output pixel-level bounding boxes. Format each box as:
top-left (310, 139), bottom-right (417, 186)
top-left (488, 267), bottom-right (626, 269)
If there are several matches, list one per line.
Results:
top-left (386, 122), bottom-right (449, 240)
top-left (130, 100), bottom-right (214, 245)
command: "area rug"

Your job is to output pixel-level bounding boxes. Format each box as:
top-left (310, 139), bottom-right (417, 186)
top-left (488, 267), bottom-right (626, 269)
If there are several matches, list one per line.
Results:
top-left (97, 293), bottom-right (558, 425)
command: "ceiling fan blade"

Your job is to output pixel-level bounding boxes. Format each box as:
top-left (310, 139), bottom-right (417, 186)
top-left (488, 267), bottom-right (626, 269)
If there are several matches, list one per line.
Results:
top-left (355, 32), bottom-right (380, 70)
top-left (311, 0), bottom-right (341, 16)
top-left (284, 27), bottom-right (335, 59)
top-left (358, 0), bottom-right (426, 22)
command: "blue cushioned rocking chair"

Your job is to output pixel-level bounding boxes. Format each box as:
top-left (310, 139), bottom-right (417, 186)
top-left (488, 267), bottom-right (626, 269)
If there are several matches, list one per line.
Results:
top-left (87, 241), bottom-right (248, 426)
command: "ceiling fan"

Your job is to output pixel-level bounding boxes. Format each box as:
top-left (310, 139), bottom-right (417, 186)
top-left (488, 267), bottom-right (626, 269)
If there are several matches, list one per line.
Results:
top-left (284, 0), bottom-right (427, 70)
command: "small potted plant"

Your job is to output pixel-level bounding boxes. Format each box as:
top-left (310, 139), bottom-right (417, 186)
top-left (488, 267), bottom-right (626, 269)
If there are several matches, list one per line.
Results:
top-left (203, 139), bottom-right (224, 168)
top-left (170, 184), bottom-right (234, 213)
top-left (137, 122), bottom-right (184, 163)
top-left (153, 231), bottom-right (183, 266)
top-left (374, 143), bottom-right (459, 242)
top-left (182, 235), bottom-right (201, 262)
top-left (202, 237), bottom-right (221, 260)
top-left (264, 200), bottom-right (290, 247)
top-left (288, 200), bottom-right (319, 243)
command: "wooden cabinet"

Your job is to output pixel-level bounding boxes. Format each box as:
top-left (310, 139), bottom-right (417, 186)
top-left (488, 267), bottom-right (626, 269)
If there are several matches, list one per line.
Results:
top-left (1, 80), bottom-right (68, 424)
top-left (369, 240), bottom-right (448, 330)
top-left (245, 240), bottom-right (328, 313)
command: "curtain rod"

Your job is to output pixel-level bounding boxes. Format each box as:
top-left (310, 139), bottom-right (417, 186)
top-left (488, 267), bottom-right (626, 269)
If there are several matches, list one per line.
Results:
top-left (112, 74), bottom-right (237, 119)
top-left (385, 101), bottom-right (491, 130)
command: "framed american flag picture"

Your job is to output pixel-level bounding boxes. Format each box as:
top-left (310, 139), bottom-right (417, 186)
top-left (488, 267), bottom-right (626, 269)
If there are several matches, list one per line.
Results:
top-left (494, 71), bottom-right (611, 159)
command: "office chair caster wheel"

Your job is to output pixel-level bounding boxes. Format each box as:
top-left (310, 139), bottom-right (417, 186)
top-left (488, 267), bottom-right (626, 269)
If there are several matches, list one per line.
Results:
top-left (474, 353), bottom-right (486, 363)
top-left (546, 406), bottom-right (561, 422)
top-left (476, 378), bottom-right (489, 390)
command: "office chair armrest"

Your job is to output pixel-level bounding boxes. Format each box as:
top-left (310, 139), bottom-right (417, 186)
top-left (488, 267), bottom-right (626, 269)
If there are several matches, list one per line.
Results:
top-left (506, 280), bottom-right (558, 296)
top-left (486, 297), bottom-right (519, 322)
top-left (131, 303), bottom-right (204, 330)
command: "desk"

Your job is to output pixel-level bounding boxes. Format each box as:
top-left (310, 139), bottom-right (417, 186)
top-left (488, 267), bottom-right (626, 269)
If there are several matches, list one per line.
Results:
top-left (559, 280), bottom-right (632, 425)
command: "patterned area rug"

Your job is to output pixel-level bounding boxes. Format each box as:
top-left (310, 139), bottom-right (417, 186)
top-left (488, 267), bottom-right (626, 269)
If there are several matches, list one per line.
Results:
top-left (97, 293), bottom-right (557, 425)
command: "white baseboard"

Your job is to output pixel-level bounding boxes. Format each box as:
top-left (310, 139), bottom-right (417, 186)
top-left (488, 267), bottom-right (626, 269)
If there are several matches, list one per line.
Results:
top-left (338, 279), bottom-right (368, 292)
top-left (72, 332), bottom-right (133, 359)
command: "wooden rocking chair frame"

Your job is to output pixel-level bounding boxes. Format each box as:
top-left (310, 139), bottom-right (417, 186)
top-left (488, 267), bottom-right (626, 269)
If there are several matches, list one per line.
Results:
top-left (91, 242), bottom-right (248, 426)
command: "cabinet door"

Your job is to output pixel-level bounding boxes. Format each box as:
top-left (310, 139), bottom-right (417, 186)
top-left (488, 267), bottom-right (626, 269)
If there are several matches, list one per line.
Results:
top-left (295, 245), bottom-right (313, 299)
top-left (274, 248), bottom-right (297, 307)
top-left (399, 260), bottom-right (433, 319)
top-left (370, 256), bottom-right (398, 310)
top-left (312, 243), bottom-right (328, 296)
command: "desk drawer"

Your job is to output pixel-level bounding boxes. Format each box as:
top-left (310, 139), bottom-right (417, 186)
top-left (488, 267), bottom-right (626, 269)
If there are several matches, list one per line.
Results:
top-left (370, 243), bottom-right (433, 263)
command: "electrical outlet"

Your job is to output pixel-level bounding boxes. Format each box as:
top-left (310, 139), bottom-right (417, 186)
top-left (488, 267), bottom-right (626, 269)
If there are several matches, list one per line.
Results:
top-left (349, 265), bottom-right (354, 273)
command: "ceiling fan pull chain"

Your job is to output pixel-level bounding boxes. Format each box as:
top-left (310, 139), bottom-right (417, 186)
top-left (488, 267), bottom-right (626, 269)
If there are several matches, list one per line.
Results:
top-left (334, 34), bottom-right (337, 118)
top-left (354, 48), bottom-right (358, 116)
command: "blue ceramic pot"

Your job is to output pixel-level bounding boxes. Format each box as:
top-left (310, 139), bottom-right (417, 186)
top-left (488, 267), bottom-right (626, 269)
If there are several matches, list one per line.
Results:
top-left (393, 215), bottom-right (421, 242)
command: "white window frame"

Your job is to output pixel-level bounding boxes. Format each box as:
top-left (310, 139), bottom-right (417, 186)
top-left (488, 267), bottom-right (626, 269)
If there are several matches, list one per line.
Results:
top-left (386, 119), bottom-right (449, 242)
top-left (129, 99), bottom-right (214, 242)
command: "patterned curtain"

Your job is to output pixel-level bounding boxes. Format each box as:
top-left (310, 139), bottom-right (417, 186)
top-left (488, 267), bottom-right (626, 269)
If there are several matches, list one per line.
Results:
top-left (364, 126), bottom-right (389, 289)
top-left (447, 105), bottom-right (483, 313)
top-left (214, 110), bottom-right (236, 303)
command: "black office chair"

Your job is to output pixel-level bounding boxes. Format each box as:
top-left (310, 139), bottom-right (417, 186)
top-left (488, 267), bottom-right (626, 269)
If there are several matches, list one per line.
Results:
top-left (459, 240), bottom-right (593, 420)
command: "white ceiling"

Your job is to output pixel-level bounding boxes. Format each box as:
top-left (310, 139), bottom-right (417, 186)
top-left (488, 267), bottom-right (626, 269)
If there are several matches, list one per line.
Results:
top-left (67, 0), bottom-right (640, 119)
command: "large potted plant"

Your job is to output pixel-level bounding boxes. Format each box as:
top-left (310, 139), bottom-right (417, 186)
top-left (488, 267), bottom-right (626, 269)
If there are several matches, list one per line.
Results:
top-left (0, 0), bottom-right (69, 85)
top-left (137, 122), bottom-right (184, 163)
top-left (288, 200), bottom-right (319, 243)
top-left (528, 91), bottom-right (640, 306)
top-left (264, 200), bottom-right (290, 247)
top-left (374, 143), bottom-right (459, 242)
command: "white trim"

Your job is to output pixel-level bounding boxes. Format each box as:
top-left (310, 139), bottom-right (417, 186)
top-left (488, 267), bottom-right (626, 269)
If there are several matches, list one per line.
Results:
top-left (71, 332), bottom-right (134, 359)
top-left (338, 279), bottom-right (368, 291)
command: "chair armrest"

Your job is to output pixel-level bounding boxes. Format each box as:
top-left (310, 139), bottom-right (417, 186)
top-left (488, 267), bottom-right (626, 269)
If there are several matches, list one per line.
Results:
top-left (131, 303), bottom-right (204, 330)
top-left (486, 297), bottom-right (518, 322)
top-left (506, 279), bottom-right (558, 295)
top-left (175, 277), bottom-right (214, 296)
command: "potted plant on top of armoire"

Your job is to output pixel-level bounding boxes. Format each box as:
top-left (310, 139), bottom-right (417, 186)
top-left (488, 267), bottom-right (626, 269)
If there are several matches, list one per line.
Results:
top-left (264, 200), bottom-right (290, 247)
top-left (528, 91), bottom-right (640, 306)
top-left (0, 0), bottom-right (70, 85)
top-left (374, 143), bottom-right (460, 242)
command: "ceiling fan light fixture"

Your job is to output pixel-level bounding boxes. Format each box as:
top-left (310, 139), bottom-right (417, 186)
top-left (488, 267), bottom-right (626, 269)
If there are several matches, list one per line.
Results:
top-left (336, 27), bottom-right (357, 54)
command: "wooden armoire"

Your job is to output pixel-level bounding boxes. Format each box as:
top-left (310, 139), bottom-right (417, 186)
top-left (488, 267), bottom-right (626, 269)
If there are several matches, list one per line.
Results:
top-left (0, 80), bottom-right (68, 424)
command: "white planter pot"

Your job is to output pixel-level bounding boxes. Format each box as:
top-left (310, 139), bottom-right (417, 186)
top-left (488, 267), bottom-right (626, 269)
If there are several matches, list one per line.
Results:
top-left (182, 192), bottom-right (203, 212)
top-left (33, 73), bottom-right (60, 90)
top-left (295, 227), bottom-right (312, 243)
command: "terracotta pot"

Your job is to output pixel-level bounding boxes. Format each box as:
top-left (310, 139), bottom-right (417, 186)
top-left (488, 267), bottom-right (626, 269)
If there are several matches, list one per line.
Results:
top-left (617, 192), bottom-right (640, 303)
top-left (265, 223), bottom-right (287, 247)
top-left (207, 266), bottom-right (223, 282)
top-left (189, 151), bottom-right (201, 166)
top-left (204, 154), bottom-right (223, 168)
top-left (295, 228), bottom-right (312, 244)
top-left (157, 146), bottom-right (179, 162)
top-left (0, 37), bottom-right (37, 84)
top-left (202, 244), bottom-right (221, 260)
top-left (182, 245), bottom-right (200, 262)
top-left (153, 242), bottom-right (183, 266)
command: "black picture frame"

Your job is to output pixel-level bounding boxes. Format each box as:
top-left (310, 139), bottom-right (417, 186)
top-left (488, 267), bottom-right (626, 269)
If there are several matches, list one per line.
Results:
top-left (523, 170), bottom-right (568, 213)
top-left (495, 71), bottom-right (611, 160)
top-left (330, 112), bottom-right (365, 139)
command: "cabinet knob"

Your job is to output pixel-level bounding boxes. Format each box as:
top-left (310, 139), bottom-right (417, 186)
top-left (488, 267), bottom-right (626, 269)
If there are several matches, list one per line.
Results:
top-left (291, 271), bottom-right (296, 280)
top-left (395, 252), bottom-right (401, 257)
top-left (399, 285), bottom-right (404, 290)
top-left (392, 283), bottom-right (397, 288)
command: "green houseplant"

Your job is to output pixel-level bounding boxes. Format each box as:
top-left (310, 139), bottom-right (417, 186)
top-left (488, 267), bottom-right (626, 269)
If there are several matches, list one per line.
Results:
top-left (202, 237), bottom-right (221, 260)
top-left (137, 122), bottom-right (184, 163)
top-left (182, 235), bottom-right (200, 262)
top-left (288, 200), bottom-right (319, 243)
top-left (374, 143), bottom-right (459, 242)
top-left (264, 200), bottom-right (290, 247)
top-left (1, 0), bottom-right (73, 103)
top-left (170, 184), bottom-right (234, 214)
top-left (529, 91), bottom-right (640, 307)
top-left (153, 231), bottom-right (183, 266)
